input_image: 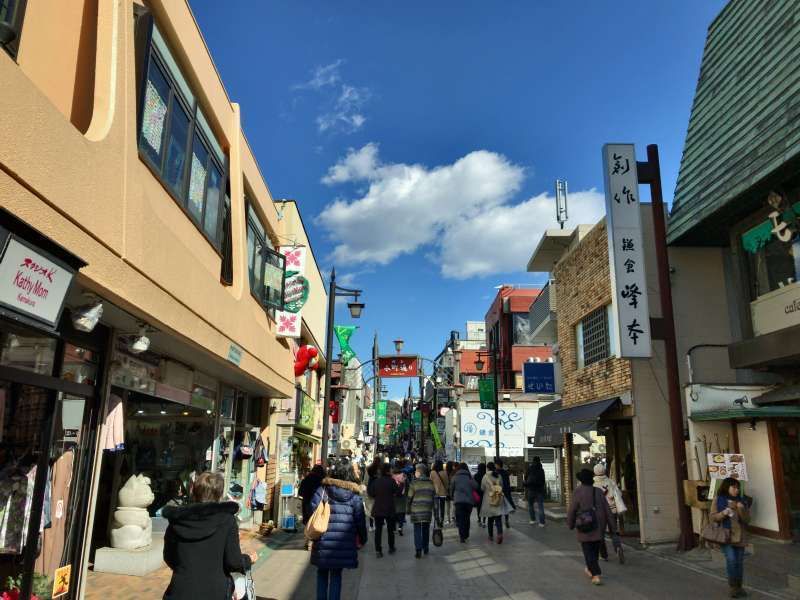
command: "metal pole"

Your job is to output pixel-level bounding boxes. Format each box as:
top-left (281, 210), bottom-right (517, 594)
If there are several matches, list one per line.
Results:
top-left (492, 337), bottom-right (500, 462)
top-left (320, 268), bottom-right (337, 464)
top-left (641, 144), bottom-right (695, 551)
top-left (419, 373), bottom-right (425, 459)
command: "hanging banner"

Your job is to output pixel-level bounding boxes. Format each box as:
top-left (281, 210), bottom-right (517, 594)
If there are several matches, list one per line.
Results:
top-left (378, 355), bottom-right (419, 377)
top-left (334, 325), bottom-right (357, 366)
top-left (602, 144), bottom-right (652, 358)
top-left (478, 378), bottom-right (496, 409)
top-left (276, 246), bottom-right (308, 338)
top-left (412, 410), bottom-right (421, 425)
top-left (430, 421), bottom-right (443, 449)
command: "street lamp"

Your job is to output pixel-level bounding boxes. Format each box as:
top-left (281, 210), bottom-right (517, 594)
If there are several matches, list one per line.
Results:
top-left (393, 338), bottom-right (404, 353)
top-left (321, 267), bottom-right (365, 463)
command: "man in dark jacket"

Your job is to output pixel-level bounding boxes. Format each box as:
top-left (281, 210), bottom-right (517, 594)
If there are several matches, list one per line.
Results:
top-left (495, 459), bottom-right (516, 527)
top-left (525, 456), bottom-right (547, 527)
top-left (449, 463), bottom-right (479, 543)
top-left (369, 463), bottom-right (399, 557)
top-left (163, 472), bottom-right (256, 600)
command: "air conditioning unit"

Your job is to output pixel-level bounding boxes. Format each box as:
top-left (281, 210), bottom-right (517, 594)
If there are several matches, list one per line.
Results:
top-left (340, 439), bottom-right (353, 451)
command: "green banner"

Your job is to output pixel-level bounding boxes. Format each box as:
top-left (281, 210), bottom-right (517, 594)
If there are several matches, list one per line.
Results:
top-left (479, 378), bottom-right (496, 409)
top-left (412, 410), bottom-right (421, 425)
top-left (334, 325), bottom-right (357, 366)
top-left (430, 421), bottom-right (443, 449)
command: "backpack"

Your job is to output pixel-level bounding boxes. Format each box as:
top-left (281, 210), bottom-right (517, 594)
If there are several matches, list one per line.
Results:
top-left (489, 477), bottom-right (504, 507)
top-left (575, 488), bottom-right (599, 534)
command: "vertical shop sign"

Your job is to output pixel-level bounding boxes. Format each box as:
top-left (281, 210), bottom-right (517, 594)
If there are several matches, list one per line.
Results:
top-left (376, 401), bottom-right (387, 441)
top-left (276, 246), bottom-right (308, 338)
top-left (603, 144), bottom-right (652, 358)
top-left (478, 378), bottom-right (496, 409)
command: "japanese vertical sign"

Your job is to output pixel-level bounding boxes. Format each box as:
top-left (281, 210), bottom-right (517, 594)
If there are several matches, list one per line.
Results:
top-left (377, 401), bottom-right (387, 441)
top-left (602, 144), bottom-right (652, 358)
top-left (276, 246), bottom-right (308, 338)
top-left (478, 378), bottom-right (496, 409)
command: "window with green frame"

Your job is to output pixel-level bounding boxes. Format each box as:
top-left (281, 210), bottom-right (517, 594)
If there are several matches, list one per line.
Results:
top-left (246, 199), bottom-right (285, 311)
top-left (136, 17), bottom-right (227, 251)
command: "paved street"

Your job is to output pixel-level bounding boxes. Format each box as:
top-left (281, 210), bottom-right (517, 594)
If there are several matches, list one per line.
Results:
top-left (251, 507), bottom-right (788, 600)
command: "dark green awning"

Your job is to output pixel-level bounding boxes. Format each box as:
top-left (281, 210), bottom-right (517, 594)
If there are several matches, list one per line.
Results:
top-left (690, 406), bottom-right (800, 422)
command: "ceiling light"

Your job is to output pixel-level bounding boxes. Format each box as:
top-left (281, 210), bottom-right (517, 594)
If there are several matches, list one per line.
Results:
top-left (160, 403), bottom-right (167, 415)
top-left (72, 298), bottom-right (103, 332)
top-left (128, 325), bottom-right (150, 354)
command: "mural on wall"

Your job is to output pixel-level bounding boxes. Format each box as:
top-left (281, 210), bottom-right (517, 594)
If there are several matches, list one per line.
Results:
top-left (461, 407), bottom-right (524, 456)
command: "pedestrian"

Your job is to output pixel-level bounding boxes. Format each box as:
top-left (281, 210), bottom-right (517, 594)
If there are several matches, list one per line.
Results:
top-left (593, 463), bottom-right (626, 560)
top-left (299, 465), bottom-right (326, 550)
top-left (450, 462), bottom-right (478, 543)
top-left (162, 472), bottom-right (257, 600)
top-left (495, 459), bottom-right (516, 528)
top-left (474, 463), bottom-right (487, 527)
top-left (710, 477), bottom-right (751, 598)
top-left (369, 463), bottom-right (399, 557)
top-left (430, 460), bottom-right (449, 528)
top-left (525, 457), bottom-right (546, 528)
top-left (392, 460), bottom-right (408, 536)
top-left (445, 461), bottom-right (456, 524)
top-left (481, 462), bottom-right (507, 544)
top-left (407, 462), bottom-right (435, 558)
top-left (363, 459), bottom-right (380, 531)
top-left (309, 459), bottom-right (368, 600)
top-left (566, 468), bottom-right (618, 586)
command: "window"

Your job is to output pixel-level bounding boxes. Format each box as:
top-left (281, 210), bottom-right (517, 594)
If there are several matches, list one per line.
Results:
top-left (246, 199), bottom-right (285, 311)
top-left (136, 20), bottom-right (227, 251)
top-left (577, 306), bottom-right (610, 368)
top-left (0, 0), bottom-right (27, 58)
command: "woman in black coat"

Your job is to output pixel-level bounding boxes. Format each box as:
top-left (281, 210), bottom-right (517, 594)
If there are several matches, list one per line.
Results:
top-left (310, 459), bottom-right (368, 600)
top-left (369, 463), bottom-right (399, 557)
top-left (162, 472), bottom-right (257, 600)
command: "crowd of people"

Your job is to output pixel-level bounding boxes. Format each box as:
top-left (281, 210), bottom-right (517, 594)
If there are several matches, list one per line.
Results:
top-left (157, 453), bottom-right (753, 600)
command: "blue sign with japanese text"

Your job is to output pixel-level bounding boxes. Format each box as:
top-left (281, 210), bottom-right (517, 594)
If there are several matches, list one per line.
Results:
top-left (523, 362), bottom-right (555, 394)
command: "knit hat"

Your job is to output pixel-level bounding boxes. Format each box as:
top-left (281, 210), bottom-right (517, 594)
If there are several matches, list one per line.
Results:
top-left (593, 464), bottom-right (606, 476)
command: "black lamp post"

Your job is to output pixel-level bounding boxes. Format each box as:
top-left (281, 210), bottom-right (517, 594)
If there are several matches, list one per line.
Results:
top-left (474, 337), bottom-right (501, 462)
top-left (321, 267), bottom-right (364, 463)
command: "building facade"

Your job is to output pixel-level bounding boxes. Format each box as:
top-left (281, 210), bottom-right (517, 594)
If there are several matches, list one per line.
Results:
top-left (0, 1), bottom-right (325, 597)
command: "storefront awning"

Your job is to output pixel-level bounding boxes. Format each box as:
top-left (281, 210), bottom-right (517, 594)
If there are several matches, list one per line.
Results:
top-left (751, 384), bottom-right (800, 406)
top-left (534, 397), bottom-right (619, 446)
top-left (293, 431), bottom-right (320, 445)
top-left (690, 405), bottom-right (800, 421)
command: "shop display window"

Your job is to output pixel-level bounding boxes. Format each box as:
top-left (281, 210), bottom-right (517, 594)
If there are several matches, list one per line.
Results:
top-left (0, 332), bottom-right (57, 375)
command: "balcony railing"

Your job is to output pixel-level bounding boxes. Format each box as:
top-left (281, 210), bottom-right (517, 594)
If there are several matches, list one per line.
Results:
top-left (529, 280), bottom-right (556, 339)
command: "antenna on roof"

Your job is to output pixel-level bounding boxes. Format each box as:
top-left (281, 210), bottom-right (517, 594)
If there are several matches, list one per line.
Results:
top-left (555, 180), bottom-right (569, 230)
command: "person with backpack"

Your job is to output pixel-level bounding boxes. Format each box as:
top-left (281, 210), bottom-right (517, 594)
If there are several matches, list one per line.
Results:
top-left (525, 457), bottom-right (546, 527)
top-left (593, 463), bottom-right (626, 561)
top-left (480, 462), bottom-right (506, 544)
top-left (369, 463), bottom-right (399, 558)
top-left (406, 463), bottom-right (435, 558)
top-left (566, 468), bottom-right (618, 586)
top-left (450, 462), bottom-right (479, 543)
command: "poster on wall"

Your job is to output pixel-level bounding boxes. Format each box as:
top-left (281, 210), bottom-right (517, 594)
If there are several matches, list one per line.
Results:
top-left (706, 453), bottom-right (749, 481)
top-left (602, 143), bottom-right (652, 358)
top-left (276, 246), bottom-right (308, 338)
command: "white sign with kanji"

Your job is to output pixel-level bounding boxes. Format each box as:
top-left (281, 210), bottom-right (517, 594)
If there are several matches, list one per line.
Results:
top-left (602, 144), bottom-right (652, 358)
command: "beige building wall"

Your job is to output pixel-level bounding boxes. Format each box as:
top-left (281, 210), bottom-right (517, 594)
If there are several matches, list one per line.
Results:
top-left (0, 0), bottom-right (324, 398)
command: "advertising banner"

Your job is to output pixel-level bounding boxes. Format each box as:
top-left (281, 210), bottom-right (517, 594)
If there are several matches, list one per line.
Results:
top-left (602, 144), bottom-right (652, 358)
top-left (378, 355), bottom-right (419, 377)
top-left (707, 453), bottom-right (749, 481)
top-left (478, 378), bottom-right (496, 409)
top-left (523, 362), bottom-right (555, 394)
top-left (276, 246), bottom-right (307, 338)
top-left (460, 407), bottom-right (525, 456)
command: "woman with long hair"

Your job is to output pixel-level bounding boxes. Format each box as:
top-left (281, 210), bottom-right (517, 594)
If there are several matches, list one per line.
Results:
top-left (710, 477), bottom-right (751, 598)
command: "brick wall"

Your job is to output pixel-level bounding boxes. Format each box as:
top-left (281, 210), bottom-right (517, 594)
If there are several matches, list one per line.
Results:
top-left (554, 221), bottom-right (631, 408)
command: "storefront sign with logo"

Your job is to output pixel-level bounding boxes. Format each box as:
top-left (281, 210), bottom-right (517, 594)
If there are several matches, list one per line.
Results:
top-left (297, 393), bottom-right (315, 431)
top-left (478, 378), bottom-right (496, 409)
top-left (461, 407), bottom-right (525, 456)
top-left (0, 236), bottom-right (75, 328)
top-left (378, 355), bottom-right (419, 377)
top-left (276, 246), bottom-right (308, 338)
top-left (363, 408), bottom-right (375, 422)
top-left (523, 362), bottom-right (555, 394)
top-left (226, 344), bottom-right (242, 366)
top-left (602, 144), bottom-right (652, 358)
top-left (750, 280), bottom-right (800, 337)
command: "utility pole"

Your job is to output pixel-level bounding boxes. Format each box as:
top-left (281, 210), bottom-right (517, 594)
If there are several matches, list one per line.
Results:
top-left (491, 333), bottom-right (500, 463)
top-left (637, 144), bottom-right (694, 552)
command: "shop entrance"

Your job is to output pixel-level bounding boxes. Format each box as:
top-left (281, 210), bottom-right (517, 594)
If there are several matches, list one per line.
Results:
top-left (775, 421), bottom-right (800, 542)
top-left (0, 327), bottom-right (106, 600)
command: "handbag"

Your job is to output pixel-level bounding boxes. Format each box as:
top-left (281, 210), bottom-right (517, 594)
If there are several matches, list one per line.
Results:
top-left (304, 488), bottom-right (330, 541)
top-left (701, 520), bottom-right (731, 544)
top-left (575, 488), bottom-right (599, 534)
top-left (432, 526), bottom-right (443, 547)
top-left (471, 489), bottom-right (481, 506)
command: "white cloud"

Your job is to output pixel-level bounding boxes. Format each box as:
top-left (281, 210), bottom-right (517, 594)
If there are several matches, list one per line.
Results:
top-left (293, 61), bottom-right (370, 134)
top-left (317, 144), bottom-right (606, 279)
top-left (293, 60), bottom-right (343, 90)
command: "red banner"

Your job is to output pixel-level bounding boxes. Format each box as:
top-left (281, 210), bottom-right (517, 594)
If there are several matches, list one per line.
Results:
top-left (378, 355), bottom-right (419, 377)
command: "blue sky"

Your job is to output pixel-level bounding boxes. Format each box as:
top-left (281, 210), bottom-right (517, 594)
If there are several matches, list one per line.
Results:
top-left (190, 0), bottom-right (726, 399)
